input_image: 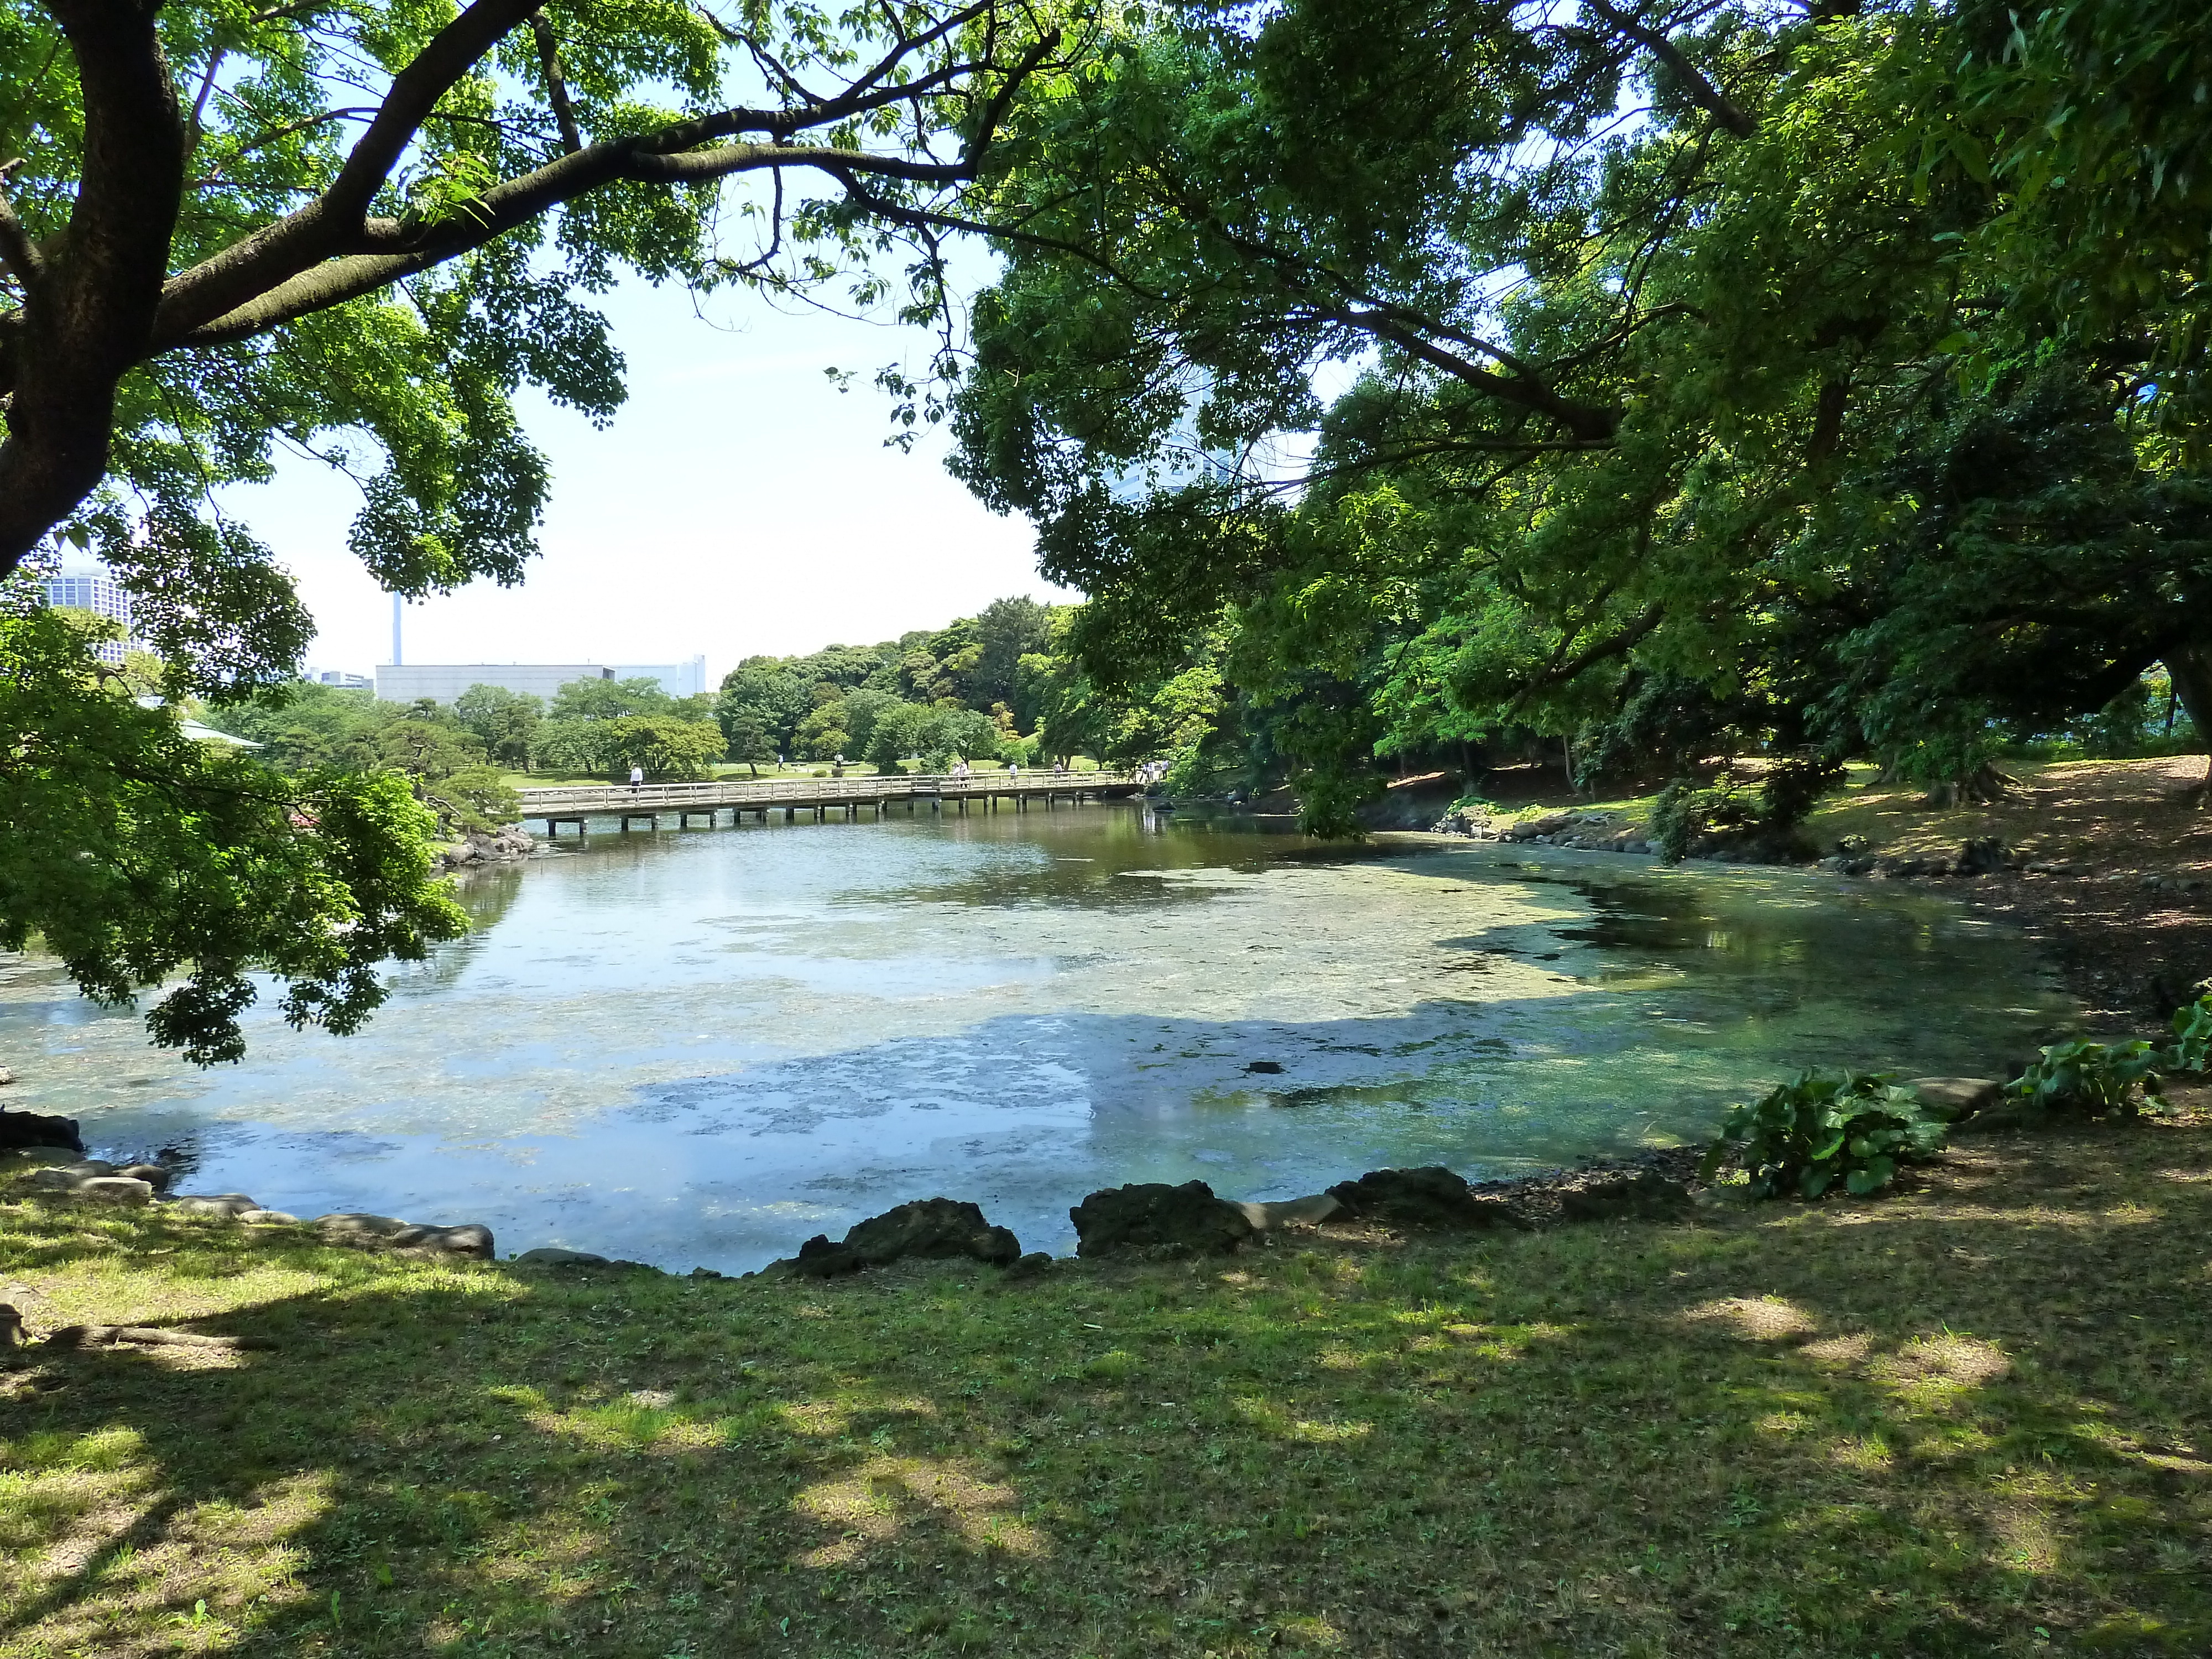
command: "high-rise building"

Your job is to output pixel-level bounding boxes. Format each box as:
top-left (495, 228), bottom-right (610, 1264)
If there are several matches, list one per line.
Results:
top-left (612, 656), bottom-right (709, 698)
top-left (374, 664), bottom-right (615, 705)
top-left (41, 556), bottom-right (136, 665)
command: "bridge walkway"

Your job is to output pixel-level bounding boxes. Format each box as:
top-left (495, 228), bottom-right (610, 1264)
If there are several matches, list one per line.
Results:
top-left (515, 771), bottom-right (1142, 836)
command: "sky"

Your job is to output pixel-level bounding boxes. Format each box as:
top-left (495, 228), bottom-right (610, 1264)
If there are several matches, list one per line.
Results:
top-left (241, 275), bottom-right (1069, 684)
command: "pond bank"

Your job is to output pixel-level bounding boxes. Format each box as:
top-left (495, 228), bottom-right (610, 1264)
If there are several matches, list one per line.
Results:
top-left (4, 1089), bottom-right (2208, 1655)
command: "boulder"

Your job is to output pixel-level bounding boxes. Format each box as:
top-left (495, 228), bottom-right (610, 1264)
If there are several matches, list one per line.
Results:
top-left (1553, 1169), bottom-right (1693, 1223)
top-left (1070, 1180), bottom-right (1254, 1259)
top-left (1908, 1077), bottom-right (2001, 1122)
top-left (1234, 1193), bottom-right (1343, 1231)
top-left (392, 1223), bottom-right (494, 1258)
top-left (789, 1197), bottom-right (1023, 1279)
top-left (115, 1163), bottom-right (172, 1191)
top-left (170, 1193), bottom-right (260, 1218)
top-left (313, 1212), bottom-right (409, 1241)
top-left (237, 1209), bottom-right (300, 1225)
top-left (1003, 1251), bottom-right (1055, 1280)
top-left (57, 1159), bottom-right (117, 1179)
top-left (76, 1176), bottom-right (155, 1205)
top-left (0, 1065), bottom-right (13, 1086)
top-left (1325, 1166), bottom-right (1530, 1230)
top-left (0, 1106), bottom-right (82, 1152)
top-left (515, 1246), bottom-right (612, 1267)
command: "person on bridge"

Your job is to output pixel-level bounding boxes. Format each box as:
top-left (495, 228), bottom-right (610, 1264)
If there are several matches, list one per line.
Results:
top-left (628, 765), bottom-right (644, 791)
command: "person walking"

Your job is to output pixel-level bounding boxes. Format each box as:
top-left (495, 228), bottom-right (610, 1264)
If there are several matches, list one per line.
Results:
top-left (628, 764), bottom-right (644, 791)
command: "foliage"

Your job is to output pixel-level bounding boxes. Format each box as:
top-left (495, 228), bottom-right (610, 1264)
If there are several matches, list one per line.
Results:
top-left (424, 766), bottom-right (520, 836)
top-left (1649, 759), bottom-right (1842, 865)
top-left (0, 609), bottom-right (465, 1064)
top-left (942, 0), bottom-right (2212, 820)
top-left (2168, 994), bottom-right (2212, 1076)
top-left (1704, 1071), bottom-right (1950, 1200)
top-left (2010, 1039), bottom-right (2167, 1118)
top-left (452, 685), bottom-right (543, 767)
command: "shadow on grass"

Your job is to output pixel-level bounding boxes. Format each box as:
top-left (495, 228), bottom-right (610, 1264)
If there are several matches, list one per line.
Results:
top-left (4, 1115), bottom-right (2211, 1657)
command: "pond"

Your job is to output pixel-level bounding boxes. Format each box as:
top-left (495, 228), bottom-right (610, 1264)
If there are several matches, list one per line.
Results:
top-left (0, 806), bottom-right (2074, 1270)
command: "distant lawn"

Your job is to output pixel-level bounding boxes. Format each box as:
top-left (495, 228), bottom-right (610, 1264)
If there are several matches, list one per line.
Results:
top-left (6, 1098), bottom-right (2210, 1656)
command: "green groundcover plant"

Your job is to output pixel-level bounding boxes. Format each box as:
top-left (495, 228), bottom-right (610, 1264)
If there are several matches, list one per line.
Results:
top-left (1703, 1071), bottom-right (1950, 1200)
top-left (2012, 992), bottom-right (2212, 1117)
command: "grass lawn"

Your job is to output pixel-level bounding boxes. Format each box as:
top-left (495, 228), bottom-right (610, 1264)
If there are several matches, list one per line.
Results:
top-left (6, 1101), bottom-right (2211, 1657)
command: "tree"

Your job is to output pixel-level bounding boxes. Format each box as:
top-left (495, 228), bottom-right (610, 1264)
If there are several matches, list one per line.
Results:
top-left (0, 608), bottom-right (464, 1065)
top-left (604, 714), bottom-right (724, 781)
top-left (971, 594), bottom-right (1053, 713)
top-left (547, 676), bottom-right (673, 723)
top-left (722, 708), bottom-right (778, 775)
top-left (945, 0), bottom-right (2212, 823)
top-left (453, 683), bottom-right (542, 766)
top-left (0, 0), bottom-right (1071, 588)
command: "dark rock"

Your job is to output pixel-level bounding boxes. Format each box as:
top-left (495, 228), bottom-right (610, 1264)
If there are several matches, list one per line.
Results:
top-left (115, 1163), bottom-right (171, 1191)
top-left (1553, 1169), bottom-right (1693, 1222)
top-left (790, 1197), bottom-right (1024, 1278)
top-left (1070, 1180), bottom-right (1254, 1259)
top-left (1244, 1061), bottom-right (1284, 1074)
top-left (688, 1266), bottom-right (731, 1281)
top-left (1003, 1251), bottom-right (1054, 1280)
top-left (1325, 1166), bottom-right (1531, 1230)
top-left (0, 1107), bottom-right (84, 1152)
top-left (1955, 836), bottom-right (2012, 877)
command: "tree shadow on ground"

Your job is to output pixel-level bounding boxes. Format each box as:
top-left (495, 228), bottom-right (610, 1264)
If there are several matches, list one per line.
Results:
top-left (3, 1108), bottom-right (2210, 1656)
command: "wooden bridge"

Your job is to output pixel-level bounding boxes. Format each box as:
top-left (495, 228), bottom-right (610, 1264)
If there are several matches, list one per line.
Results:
top-left (516, 770), bottom-right (1145, 836)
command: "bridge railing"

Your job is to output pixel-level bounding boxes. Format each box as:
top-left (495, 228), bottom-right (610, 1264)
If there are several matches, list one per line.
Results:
top-left (515, 770), bottom-right (1140, 814)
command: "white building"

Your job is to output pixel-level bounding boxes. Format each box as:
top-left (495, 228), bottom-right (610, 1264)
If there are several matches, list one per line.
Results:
top-left (374, 664), bottom-right (615, 705)
top-left (42, 556), bottom-right (136, 665)
top-left (612, 656), bottom-right (709, 698)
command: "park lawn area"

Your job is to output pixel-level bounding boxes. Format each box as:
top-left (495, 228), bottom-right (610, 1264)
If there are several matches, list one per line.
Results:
top-left (5, 1107), bottom-right (2211, 1659)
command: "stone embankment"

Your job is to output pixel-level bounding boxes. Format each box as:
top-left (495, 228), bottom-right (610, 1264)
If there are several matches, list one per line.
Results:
top-left (435, 823), bottom-right (548, 872)
top-left (6, 1076), bottom-right (2018, 1283)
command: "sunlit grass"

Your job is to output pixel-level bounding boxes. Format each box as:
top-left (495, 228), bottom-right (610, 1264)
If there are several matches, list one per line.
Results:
top-left (4, 1105), bottom-right (2211, 1655)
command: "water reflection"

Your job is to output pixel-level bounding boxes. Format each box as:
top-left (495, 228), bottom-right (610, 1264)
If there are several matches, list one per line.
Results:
top-left (0, 809), bottom-right (2074, 1270)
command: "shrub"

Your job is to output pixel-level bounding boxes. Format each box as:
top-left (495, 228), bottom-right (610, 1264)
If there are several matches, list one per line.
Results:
top-left (2011, 1038), bottom-right (2167, 1117)
top-left (2166, 992), bottom-right (2212, 1074)
top-left (1702, 1071), bottom-right (1950, 1199)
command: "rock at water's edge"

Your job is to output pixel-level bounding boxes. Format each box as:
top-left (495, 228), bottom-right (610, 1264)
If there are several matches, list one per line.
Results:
top-left (1070, 1180), bottom-right (1254, 1259)
top-left (789, 1197), bottom-right (1023, 1278)
top-left (76, 1176), bottom-right (155, 1205)
top-left (1326, 1166), bottom-right (1530, 1230)
top-left (1908, 1077), bottom-right (2001, 1122)
top-left (1234, 1193), bottom-right (1343, 1231)
top-left (516, 1246), bottom-right (612, 1268)
top-left (0, 1106), bottom-right (81, 1152)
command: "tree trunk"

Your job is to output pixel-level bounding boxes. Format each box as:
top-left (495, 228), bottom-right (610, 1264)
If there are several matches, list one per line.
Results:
top-left (2163, 644), bottom-right (2212, 800)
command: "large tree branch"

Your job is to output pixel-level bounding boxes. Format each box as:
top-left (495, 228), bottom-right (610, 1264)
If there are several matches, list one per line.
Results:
top-left (1582, 0), bottom-right (1754, 138)
top-left (0, 0), bottom-right (185, 572)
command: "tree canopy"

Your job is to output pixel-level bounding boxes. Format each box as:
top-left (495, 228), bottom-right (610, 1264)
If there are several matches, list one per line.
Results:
top-left (945, 0), bottom-right (2212, 827)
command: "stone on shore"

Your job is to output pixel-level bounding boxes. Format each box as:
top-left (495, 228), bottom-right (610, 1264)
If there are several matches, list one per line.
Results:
top-left (1909, 1077), bottom-right (2002, 1122)
top-left (1234, 1193), bottom-right (1343, 1231)
top-left (76, 1176), bottom-right (155, 1204)
top-left (116, 1163), bottom-right (172, 1190)
top-left (237, 1209), bottom-right (300, 1225)
top-left (1071, 1180), bottom-right (1254, 1259)
top-left (171, 1194), bottom-right (262, 1218)
top-left (1325, 1166), bottom-right (1530, 1230)
top-left (314, 1212), bottom-right (410, 1241)
top-left (787, 1197), bottom-right (1023, 1279)
top-left (515, 1246), bottom-right (612, 1268)
top-left (0, 1105), bottom-right (82, 1152)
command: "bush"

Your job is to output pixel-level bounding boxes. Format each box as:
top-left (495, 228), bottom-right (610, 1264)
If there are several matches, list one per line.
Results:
top-left (425, 766), bottom-right (519, 835)
top-left (2011, 1037), bottom-right (2167, 1117)
top-left (2166, 992), bottom-right (2212, 1074)
top-left (1702, 1071), bottom-right (1950, 1199)
top-left (1650, 757), bottom-right (1841, 864)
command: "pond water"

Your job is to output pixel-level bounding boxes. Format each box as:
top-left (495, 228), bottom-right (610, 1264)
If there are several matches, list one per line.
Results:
top-left (0, 807), bottom-right (2074, 1270)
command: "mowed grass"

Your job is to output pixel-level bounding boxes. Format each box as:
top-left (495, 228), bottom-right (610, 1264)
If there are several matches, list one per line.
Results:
top-left (5, 1111), bottom-right (2212, 1658)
